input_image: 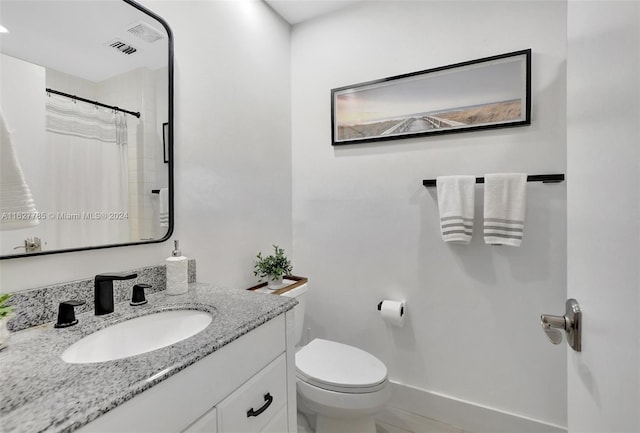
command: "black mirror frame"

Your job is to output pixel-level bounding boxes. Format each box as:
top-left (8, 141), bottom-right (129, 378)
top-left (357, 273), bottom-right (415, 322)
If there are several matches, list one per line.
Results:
top-left (1, 0), bottom-right (174, 260)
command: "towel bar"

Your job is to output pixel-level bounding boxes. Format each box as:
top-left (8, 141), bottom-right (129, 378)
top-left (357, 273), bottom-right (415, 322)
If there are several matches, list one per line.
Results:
top-left (422, 173), bottom-right (564, 188)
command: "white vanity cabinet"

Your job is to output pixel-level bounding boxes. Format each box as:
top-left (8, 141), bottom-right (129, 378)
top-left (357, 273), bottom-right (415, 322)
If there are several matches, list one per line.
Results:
top-left (78, 311), bottom-right (296, 433)
top-left (183, 354), bottom-right (288, 433)
top-left (182, 408), bottom-right (218, 433)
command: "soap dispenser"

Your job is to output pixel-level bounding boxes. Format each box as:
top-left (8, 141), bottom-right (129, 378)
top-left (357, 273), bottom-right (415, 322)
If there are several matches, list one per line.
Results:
top-left (166, 240), bottom-right (188, 295)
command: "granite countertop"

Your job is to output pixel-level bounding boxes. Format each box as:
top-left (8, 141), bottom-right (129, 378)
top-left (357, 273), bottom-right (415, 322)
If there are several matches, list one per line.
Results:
top-left (0, 283), bottom-right (297, 433)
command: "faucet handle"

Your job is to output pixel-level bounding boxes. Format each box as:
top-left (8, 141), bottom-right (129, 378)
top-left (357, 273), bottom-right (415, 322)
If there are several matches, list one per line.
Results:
top-left (54, 300), bottom-right (86, 328)
top-left (130, 284), bottom-right (150, 306)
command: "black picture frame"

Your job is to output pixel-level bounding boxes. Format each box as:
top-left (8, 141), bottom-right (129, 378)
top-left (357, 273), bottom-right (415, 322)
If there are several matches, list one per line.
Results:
top-left (331, 49), bottom-right (531, 146)
top-left (162, 122), bottom-right (169, 163)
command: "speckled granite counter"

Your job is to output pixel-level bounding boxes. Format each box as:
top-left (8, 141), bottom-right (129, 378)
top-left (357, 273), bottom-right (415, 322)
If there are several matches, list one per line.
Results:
top-left (0, 283), bottom-right (297, 433)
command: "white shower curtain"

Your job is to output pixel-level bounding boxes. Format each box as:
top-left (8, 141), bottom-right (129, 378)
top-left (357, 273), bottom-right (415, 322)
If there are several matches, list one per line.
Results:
top-left (45, 94), bottom-right (130, 250)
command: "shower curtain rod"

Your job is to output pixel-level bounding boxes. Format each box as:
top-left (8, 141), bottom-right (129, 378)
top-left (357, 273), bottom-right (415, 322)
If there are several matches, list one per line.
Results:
top-left (45, 88), bottom-right (141, 118)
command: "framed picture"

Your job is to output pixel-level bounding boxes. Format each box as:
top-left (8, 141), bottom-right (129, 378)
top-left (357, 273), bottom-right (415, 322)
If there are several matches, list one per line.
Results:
top-left (331, 49), bottom-right (531, 146)
top-left (162, 122), bottom-right (169, 163)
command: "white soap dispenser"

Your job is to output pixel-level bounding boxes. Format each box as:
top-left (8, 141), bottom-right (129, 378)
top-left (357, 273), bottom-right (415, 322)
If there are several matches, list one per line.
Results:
top-left (166, 240), bottom-right (188, 295)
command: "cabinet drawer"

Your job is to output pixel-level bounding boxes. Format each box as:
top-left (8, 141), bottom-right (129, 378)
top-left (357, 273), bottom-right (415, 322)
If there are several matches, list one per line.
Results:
top-left (217, 354), bottom-right (287, 433)
top-left (182, 407), bottom-right (217, 433)
top-left (261, 406), bottom-right (288, 433)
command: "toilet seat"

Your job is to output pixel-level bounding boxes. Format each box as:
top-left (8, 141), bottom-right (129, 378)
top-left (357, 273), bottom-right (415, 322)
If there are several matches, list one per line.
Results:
top-left (296, 339), bottom-right (388, 394)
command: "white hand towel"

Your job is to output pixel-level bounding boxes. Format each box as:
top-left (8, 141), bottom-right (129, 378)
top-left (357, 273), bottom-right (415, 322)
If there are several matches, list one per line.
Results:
top-left (436, 175), bottom-right (476, 244)
top-left (0, 110), bottom-right (40, 230)
top-left (159, 188), bottom-right (169, 228)
top-left (483, 173), bottom-right (527, 247)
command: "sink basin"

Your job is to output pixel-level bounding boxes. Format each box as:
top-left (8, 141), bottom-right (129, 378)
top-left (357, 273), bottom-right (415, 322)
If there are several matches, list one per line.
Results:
top-left (61, 310), bottom-right (213, 364)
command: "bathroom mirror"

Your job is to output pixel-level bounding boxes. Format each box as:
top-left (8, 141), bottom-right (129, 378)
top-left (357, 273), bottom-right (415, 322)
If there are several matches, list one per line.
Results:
top-left (0, 0), bottom-right (173, 259)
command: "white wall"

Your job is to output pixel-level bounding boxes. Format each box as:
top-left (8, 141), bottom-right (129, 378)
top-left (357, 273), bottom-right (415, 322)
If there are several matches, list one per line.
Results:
top-left (149, 0), bottom-right (293, 289)
top-left (567, 1), bottom-right (640, 432)
top-left (291, 0), bottom-right (567, 427)
top-left (46, 67), bottom-right (98, 99)
top-left (0, 0), bottom-right (292, 292)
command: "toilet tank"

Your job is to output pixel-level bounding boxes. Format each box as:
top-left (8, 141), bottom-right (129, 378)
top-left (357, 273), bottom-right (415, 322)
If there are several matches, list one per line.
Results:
top-left (281, 283), bottom-right (308, 346)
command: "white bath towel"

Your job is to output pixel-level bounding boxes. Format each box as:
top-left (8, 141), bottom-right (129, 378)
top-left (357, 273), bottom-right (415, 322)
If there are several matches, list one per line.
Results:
top-left (159, 188), bottom-right (169, 227)
top-left (436, 175), bottom-right (476, 244)
top-left (0, 110), bottom-right (40, 230)
top-left (483, 173), bottom-right (527, 246)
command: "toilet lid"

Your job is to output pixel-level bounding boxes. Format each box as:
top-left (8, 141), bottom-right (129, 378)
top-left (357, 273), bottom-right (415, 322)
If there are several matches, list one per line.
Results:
top-left (296, 339), bottom-right (388, 393)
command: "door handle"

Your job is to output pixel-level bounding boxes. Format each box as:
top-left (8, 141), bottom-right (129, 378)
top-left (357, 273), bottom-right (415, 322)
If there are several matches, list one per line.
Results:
top-left (541, 298), bottom-right (581, 352)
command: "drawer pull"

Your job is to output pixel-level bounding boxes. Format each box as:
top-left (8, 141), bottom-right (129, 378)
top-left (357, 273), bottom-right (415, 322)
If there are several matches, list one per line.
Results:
top-left (246, 393), bottom-right (273, 418)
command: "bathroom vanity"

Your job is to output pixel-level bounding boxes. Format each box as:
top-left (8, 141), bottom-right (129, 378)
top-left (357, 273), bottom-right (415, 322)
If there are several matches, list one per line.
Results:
top-left (0, 283), bottom-right (297, 433)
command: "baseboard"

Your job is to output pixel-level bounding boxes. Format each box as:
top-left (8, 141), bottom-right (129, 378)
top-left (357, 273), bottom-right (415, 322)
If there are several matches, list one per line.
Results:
top-left (382, 381), bottom-right (567, 433)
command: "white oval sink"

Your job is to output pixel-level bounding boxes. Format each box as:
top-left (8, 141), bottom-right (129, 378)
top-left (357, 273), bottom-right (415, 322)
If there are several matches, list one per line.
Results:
top-left (61, 310), bottom-right (213, 364)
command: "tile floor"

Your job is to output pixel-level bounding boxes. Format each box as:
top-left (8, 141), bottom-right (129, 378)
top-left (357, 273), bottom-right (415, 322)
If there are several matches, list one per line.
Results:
top-left (376, 407), bottom-right (465, 433)
top-left (297, 407), bottom-right (467, 433)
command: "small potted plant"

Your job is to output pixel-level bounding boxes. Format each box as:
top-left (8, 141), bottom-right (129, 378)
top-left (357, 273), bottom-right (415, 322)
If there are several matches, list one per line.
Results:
top-left (254, 245), bottom-right (293, 289)
top-left (0, 293), bottom-right (15, 350)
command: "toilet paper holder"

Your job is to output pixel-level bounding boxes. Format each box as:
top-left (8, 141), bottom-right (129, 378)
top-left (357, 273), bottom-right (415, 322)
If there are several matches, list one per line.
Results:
top-left (377, 301), bottom-right (404, 316)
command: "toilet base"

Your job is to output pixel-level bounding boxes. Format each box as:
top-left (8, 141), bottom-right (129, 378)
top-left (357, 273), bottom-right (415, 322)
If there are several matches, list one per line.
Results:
top-left (297, 411), bottom-right (315, 433)
top-left (315, 414), bottom-right (377, 433)
top-left (297, 378), bottom-right (389, 433)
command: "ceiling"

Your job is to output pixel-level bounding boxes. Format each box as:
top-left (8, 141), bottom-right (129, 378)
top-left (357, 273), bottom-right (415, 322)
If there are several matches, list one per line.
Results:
top-left (0, 0), bottom-right (357, 83)
top-left (0, 0), bottom-right (168, 83)
top-left (264, 0), bottom-right (363, 25)
top-left (0, 0), bottom-right (352, 82)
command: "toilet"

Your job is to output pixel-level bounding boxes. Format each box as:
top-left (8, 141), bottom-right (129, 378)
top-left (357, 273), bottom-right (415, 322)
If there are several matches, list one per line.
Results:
top-left (281, 283), bottom-right (390, 433)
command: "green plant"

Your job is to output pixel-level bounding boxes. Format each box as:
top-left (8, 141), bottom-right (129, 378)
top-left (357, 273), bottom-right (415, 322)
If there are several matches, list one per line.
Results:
top-left (254, 245), bottom-right (292, 281)
top-left (0, 294), bottom-right (15, 319)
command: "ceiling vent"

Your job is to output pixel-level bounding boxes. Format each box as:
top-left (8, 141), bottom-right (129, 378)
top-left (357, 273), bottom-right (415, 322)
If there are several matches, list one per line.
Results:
top-left (107, 39), bottom-right (137, 55)
top-left (127, 21), bottom-right (165, 43)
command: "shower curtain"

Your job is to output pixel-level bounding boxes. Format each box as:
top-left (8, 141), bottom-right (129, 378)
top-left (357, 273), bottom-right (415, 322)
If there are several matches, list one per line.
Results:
top-left (45, 94), bottom-right (130, 250)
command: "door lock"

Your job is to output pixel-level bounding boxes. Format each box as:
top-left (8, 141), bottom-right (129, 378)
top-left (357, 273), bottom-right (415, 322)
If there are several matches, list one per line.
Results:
top-left (541, 298), bottom-right (581, 352)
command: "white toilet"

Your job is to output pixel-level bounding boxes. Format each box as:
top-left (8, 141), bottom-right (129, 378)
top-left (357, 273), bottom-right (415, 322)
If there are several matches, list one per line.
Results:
top-left (282, 283), bottom-right (390, 433)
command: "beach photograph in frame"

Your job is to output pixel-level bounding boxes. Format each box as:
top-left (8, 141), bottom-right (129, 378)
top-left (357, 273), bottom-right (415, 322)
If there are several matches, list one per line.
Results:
top-left (331, 49), bottom-right (531, 146)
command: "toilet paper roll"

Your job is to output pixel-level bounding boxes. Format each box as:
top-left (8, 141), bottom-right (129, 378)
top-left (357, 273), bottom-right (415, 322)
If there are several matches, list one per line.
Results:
top-left (380, 300), bottom-right (405, 327)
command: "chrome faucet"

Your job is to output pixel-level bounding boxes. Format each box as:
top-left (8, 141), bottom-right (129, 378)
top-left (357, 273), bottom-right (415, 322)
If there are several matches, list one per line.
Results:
top-left (94, 272), bottom-right (137, 315)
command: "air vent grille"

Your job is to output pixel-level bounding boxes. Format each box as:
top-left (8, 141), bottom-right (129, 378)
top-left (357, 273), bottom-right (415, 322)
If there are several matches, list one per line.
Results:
top-left (127, 21), bottom-right (165, 43)
top-left (108, 40), bottom-right (137, 55)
